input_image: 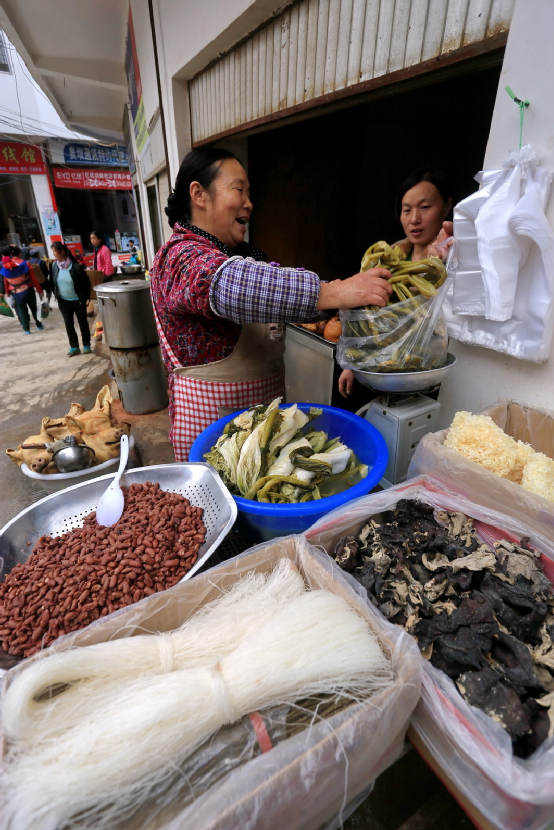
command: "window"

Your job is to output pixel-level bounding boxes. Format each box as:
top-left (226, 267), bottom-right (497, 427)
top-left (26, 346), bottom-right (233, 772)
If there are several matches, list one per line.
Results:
top-left (0, 31), bottom-right (11, 74)
top-left (121, 197), bottom-right (129, 216)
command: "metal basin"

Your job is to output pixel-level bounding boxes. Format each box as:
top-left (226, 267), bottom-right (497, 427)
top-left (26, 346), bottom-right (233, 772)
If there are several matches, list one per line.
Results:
top-left (53, 444), bottom-right (96, 473)
top-left (119, 264), bottom-right (143, 276)
top-left (353, 353), bottom-right (457, 392)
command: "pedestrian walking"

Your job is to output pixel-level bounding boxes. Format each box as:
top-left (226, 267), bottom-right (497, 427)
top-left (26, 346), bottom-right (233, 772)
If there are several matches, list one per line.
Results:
top-left (0, 246), bottom-right (44, 334)
top-left (50, 241), bottom-right (92, 356)
top-left (90, 230), bottom-right (115, 282)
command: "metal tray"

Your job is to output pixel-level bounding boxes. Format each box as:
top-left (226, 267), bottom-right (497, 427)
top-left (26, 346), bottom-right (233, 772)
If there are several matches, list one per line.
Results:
top-left (0, 463), bottom-right (237, 583)
top-left (353, 353), bottom-right (457, 393)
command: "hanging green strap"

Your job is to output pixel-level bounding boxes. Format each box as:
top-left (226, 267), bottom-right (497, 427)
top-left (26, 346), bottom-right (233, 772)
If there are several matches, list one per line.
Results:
top-left (505, 85), bottom-right (530, 149)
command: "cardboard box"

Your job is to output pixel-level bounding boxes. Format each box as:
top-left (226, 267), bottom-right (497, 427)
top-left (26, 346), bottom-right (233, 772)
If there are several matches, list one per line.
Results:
top-left (2, 537), bottom-right (422, 830)
top-left (409, 400), bottom-right (554, 543)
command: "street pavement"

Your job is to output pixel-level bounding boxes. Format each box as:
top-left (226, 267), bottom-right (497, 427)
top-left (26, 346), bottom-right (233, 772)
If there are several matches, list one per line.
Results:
top-left (0, 300), bottom-right (111, 528)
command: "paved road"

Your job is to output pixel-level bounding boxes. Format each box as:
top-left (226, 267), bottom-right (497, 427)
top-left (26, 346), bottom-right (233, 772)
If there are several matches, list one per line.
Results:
top-left (0, 300), bottom-right (111, 528)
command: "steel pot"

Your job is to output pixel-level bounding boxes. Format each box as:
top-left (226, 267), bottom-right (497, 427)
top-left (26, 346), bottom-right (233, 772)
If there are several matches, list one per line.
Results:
top-left (94, 280), bottom-right (159, 349)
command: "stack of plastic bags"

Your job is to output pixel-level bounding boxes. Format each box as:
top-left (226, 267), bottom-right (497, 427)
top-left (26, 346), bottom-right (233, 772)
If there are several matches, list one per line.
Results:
top-left (445, 145), bottom-right (554, 362)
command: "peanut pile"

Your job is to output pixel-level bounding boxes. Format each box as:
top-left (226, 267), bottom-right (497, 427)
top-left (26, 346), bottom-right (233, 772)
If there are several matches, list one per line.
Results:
top-left (0, 482), bottom-right (206, 658)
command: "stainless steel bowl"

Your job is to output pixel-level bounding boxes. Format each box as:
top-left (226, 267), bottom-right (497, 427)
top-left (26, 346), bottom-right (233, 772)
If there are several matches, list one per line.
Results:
top-left (119, 264), bottom-right (143, 276)
top-left (353, 353), bottom-right (457, 392)
top-left (53, 445), bottom-right (96, 473)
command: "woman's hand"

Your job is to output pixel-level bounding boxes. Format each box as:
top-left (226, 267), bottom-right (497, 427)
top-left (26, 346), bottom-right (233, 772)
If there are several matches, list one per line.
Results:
top-left (317, 268), bottom-right (393, 310)
top-left (428, 221), bottom-right (454, 260)
top-left (338, 369), bottom-right (354, 398)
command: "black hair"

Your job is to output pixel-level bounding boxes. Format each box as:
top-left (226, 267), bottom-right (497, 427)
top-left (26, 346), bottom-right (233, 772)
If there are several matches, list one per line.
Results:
top-left (7, 245), bottom-right (21, 257)
top-left (395, 168), bottom-right (454, 218)
top-left (166, 147), bottom-right (238, 229)
top-left (51, 241), bottom-right (76, 262)
top-left (90, 230), bottom-right (104, 245)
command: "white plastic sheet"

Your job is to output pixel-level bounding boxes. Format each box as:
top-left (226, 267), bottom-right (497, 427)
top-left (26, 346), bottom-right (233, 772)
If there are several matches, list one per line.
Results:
top-left (446, 147), bottom-right (554, 362)
top-left (306, 477), bottom-right (554, 830)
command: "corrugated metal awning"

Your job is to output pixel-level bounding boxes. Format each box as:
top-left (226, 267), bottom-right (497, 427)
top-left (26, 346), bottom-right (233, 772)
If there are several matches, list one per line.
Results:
top-left (190, 0), bottom-right (514, 145)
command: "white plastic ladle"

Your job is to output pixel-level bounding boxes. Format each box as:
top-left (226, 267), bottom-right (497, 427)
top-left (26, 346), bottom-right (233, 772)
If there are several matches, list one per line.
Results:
top-left (94, 434), bottom-right (129, 527)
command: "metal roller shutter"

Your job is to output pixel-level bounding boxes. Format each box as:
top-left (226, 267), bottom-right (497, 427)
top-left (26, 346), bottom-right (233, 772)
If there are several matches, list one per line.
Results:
top-left (189, 0), bottom-right (515, 145)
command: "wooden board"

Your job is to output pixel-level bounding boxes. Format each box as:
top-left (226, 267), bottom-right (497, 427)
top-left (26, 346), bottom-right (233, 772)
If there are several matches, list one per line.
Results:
top-left (86, 270), bottom-right (104, 289)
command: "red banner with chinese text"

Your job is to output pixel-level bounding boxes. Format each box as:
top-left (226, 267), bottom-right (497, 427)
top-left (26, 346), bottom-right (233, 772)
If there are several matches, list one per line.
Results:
top-left (0, 142), bottom-right (46, 174)
top-left (53, 168), bottom-right (132, 190)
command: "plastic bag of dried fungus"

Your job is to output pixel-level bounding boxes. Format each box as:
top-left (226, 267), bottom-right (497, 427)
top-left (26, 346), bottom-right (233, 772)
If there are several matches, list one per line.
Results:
top-left (306, 475), bottom-right (554, 830)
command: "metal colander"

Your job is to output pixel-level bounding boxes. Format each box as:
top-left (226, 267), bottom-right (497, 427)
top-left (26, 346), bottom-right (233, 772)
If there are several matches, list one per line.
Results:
top-left (0, 463), bottom-right (237, 582)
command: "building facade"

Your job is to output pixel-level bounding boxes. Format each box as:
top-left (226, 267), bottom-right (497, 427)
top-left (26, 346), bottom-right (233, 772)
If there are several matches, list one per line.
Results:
top-left (2, 0), bottom-right (554, 421)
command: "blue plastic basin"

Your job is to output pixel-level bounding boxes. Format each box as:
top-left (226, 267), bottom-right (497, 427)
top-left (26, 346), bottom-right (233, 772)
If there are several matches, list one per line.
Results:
top-left (189, 403), bottom-right (388, 542)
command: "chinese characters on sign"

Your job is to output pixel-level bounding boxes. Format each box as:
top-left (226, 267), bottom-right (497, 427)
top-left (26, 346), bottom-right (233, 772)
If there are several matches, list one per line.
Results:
top-left (64, 143), bottom-right (127, 166)
top-left (0, 142), bottom-right (46, 174)
top-left (47, 140), bottom-right (128, 166)
top-left (53, 168), bottom-right (133, 190)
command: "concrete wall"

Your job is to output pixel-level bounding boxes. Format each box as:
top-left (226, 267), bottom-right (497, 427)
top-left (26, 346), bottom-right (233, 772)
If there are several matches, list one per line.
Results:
top-left (438, 0), bottom-right (554, 425)
top-left (155, 0), bottom-right (285, 179)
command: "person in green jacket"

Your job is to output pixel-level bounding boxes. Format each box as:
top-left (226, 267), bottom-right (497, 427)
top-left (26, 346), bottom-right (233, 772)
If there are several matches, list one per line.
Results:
top-left (50, 241), bottom-right (92, 356)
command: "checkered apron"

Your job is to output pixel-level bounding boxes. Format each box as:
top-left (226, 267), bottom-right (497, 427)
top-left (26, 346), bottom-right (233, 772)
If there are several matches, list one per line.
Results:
top-left (153, 307), bottom-right (285, 462)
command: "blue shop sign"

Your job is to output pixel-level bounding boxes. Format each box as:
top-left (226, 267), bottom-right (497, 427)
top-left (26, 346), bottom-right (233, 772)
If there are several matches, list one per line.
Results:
top-left (63, 143), bottom-right (128, 166)
top-left (48, 140), bottom-right (128, 167)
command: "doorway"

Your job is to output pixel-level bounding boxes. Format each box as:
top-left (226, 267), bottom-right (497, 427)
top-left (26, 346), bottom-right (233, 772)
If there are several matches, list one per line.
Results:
top-left (248, 63), bottom-right (502, 280)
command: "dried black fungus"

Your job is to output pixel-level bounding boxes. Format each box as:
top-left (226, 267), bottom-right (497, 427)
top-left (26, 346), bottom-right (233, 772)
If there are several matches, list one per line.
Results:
top-left (333, 499), bottom-right (554, 758)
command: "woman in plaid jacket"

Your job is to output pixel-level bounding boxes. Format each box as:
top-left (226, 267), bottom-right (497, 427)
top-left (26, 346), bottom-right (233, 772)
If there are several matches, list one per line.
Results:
top-left (150, 147), bottom-right (392, 460)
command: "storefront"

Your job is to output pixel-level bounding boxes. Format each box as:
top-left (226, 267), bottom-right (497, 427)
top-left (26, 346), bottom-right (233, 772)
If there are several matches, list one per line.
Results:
top-left (47, 139), bottom-right (139, 257)
top-left (0, 140), bottom-right (56, 252)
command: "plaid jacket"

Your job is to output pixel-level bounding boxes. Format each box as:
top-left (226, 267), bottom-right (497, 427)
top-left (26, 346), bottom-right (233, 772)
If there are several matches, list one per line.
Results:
top-left (150, 225), bottom-right (320, 370)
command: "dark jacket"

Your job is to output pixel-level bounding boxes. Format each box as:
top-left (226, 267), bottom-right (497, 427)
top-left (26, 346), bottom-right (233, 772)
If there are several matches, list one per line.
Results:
top-left (51, 261), bottom-right (91, 305)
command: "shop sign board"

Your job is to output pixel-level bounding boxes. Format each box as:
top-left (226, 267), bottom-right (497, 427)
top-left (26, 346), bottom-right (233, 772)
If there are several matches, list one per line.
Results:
top-left (125, 7), bottom-right (148, 156)
top-left (41, 209), bottom-right (61, 235)
top-left (48, 139), bottom-right (128, 167)
top-left (53, 168), bottom-right (133, 190)
top-left (0, 142), bottom-right (46, 174)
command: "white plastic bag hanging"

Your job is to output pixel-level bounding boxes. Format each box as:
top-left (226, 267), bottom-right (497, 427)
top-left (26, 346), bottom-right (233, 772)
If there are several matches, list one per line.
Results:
top-left (452, 165), bottom-right (513, 317)
top-left (446, 146), bottom-right (554, 362)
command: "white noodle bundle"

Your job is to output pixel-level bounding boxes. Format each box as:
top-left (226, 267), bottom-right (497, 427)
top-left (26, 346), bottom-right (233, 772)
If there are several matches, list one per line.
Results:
top-left (4, 559), bottom-right (305, 743)
top-left (1, 562), bottom-right (393, 830)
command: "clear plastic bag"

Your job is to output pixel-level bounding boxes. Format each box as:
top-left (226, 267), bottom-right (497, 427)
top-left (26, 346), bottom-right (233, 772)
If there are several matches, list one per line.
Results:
top-left (408, 399), bottom-right (554, 543)
top-left (2, 536), bottom-right (422, 830)
top-left (337, 279), bottom-right (449, 373)
top-left (306, 476), bottom-right (554, 830)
